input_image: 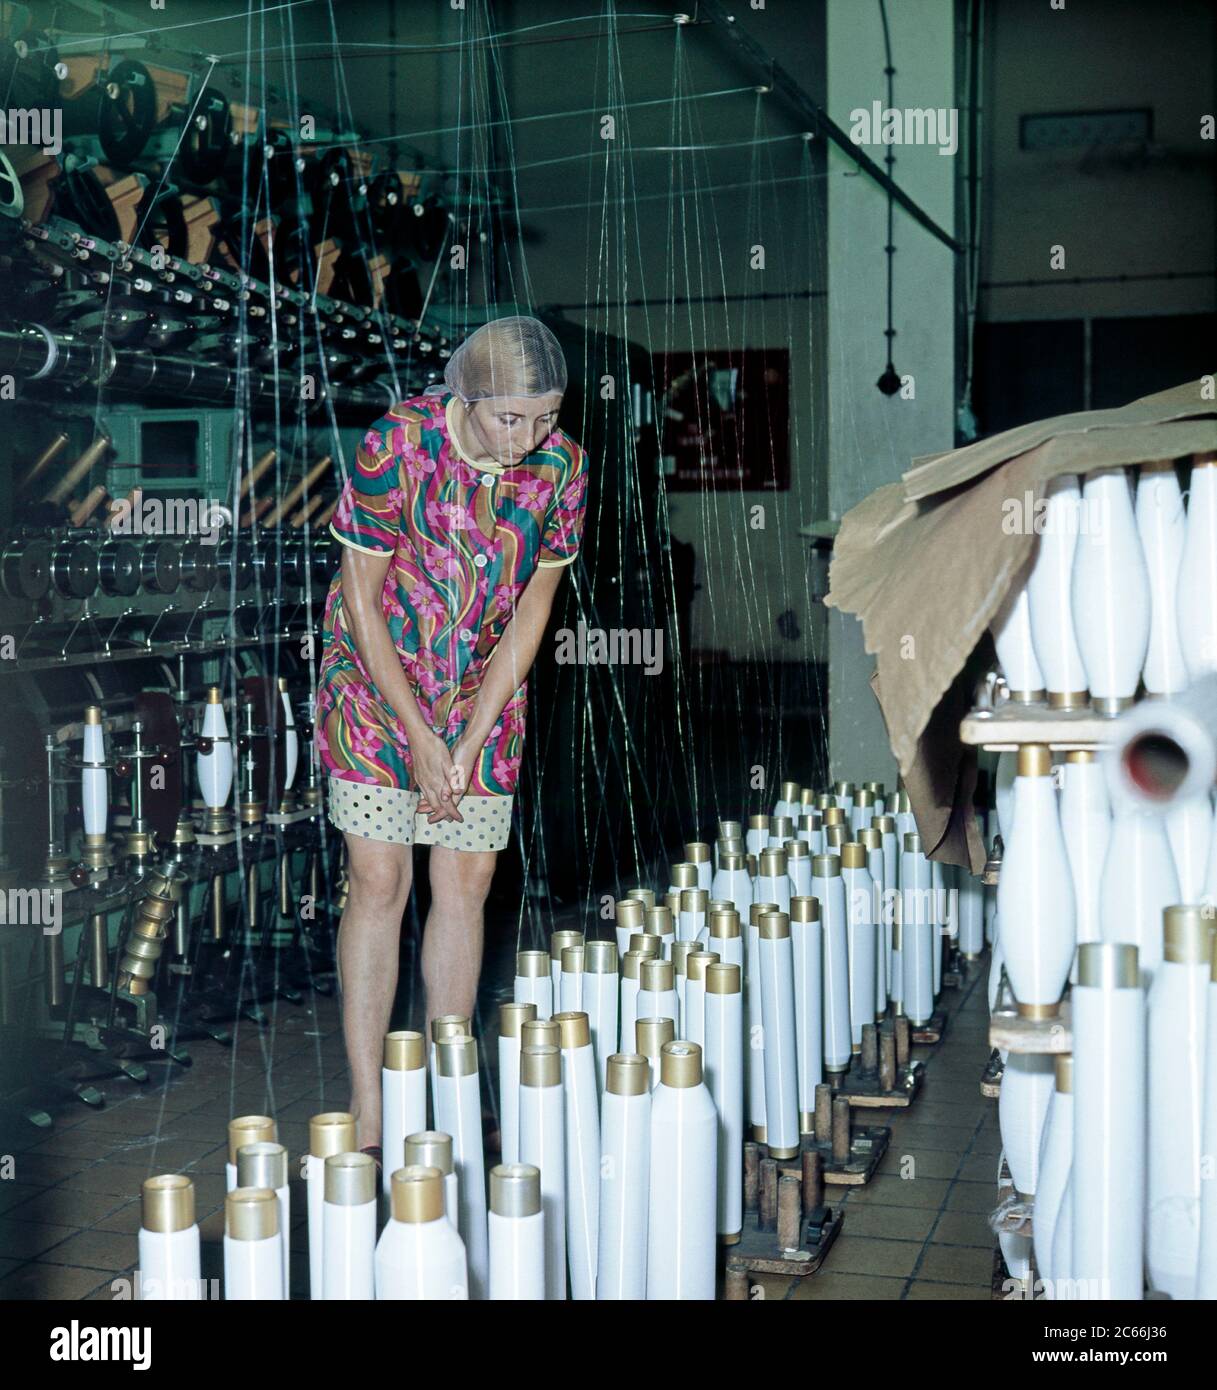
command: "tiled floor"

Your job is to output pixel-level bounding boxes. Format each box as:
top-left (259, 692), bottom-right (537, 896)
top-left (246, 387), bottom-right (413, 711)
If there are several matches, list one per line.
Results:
top-left (0, 912), bottom-right (998, 1301)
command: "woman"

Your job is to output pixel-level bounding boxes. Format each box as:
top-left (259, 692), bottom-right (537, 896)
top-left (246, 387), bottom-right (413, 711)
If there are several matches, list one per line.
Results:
top-left (315, 316), bottom-right (588, 1157)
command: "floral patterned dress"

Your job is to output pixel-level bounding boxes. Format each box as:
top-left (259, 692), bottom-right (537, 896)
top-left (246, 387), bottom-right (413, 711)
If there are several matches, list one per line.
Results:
top-left (315, 392), bottom-right (586, 836)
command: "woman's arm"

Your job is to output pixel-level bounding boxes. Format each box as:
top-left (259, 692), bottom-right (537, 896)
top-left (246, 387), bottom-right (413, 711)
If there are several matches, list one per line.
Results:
top-left (449, 564), bottom-right (567, 794)
top-left (339, 545), bottom-right (466, 821)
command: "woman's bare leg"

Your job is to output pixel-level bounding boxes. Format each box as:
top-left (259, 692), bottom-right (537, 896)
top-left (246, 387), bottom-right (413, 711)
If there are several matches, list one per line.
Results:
top-left (338, 834), bottom-right (413, 1149)
top-left (421, 846), bottom-right (496, 1034)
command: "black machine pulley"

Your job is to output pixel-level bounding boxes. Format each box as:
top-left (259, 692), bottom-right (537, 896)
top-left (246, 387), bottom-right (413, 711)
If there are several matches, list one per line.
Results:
top-left (176, 86), bottom-right (233, 186)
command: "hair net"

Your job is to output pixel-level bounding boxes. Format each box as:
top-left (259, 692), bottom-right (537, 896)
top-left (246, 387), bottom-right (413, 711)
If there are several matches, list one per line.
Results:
top-left (433, 315), bottom-right (567, 403)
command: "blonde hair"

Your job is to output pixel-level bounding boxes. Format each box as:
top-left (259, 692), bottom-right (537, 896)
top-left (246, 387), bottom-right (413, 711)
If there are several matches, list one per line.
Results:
top-left (443, 315), bottom-right (567, 402)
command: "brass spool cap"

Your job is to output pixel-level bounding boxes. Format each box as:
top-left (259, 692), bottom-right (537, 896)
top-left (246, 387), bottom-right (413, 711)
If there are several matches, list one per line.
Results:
top-left (585, 940), bottom-right (619, 974)
top-left (758, 848), bottom-right (786, 877)
top-left (718, 852), bottom-right (746, 871)
top-left (684, 841), bottom-right (711, 863)
top-left (499, 1002), bottom-right (538, 1038)
top-left (706, 962), bottom-right (741, 994)
top-left (759, 911), bottom-right (791, 940)
top-left (833, 781), bottom-right (855, 798)
top-left (383, 1030), bottom-right (425, 1071)
top-left (226, 1187), bottom-right (279, 1241)
top-left (797, 813), bottom-right (820, 833)
top-left (816, 794), bottom-right (834, 811)
top-left (515, 949), bottom-right (549, 979)
top-left (1076, 942), bottom-right (1139, 989)
top-left (628, 933), bottom-right (662, 958)
top-left (435, 1034), bottom-right (478, 1078)
top-left (1055, 1054), bottom-right (1074, 1093)
top-left (606, 1054), bottom-right (650, 1096)
top-left (686, 949), bottom-right (719, 983)
top-left (142, 1175), bottom-right (195, 1234)
top-left (841, 842), bottom-right (867, 870)
top-left (228, 1115), bottom-right (276, 1165)
top-left (717, 837), bottom-right (745, 856)
top-left (855, 789), bottom-right (874, 808)
top-left (1065, 750), bottom-right (1097, 764)
top-left (625, 888), bottom-right (655, 908)
top-left (824, 825), bottom-right (846, 850)
top-left (616, 899), bottom-right (646, 928)
top-left (663, 892), bottom-right (679, 916)
top-left (822, 807), bottom-right (845, 827)
top-left (237, 1141), bottom-right (288, 1192)
top-left (645, 905), bottom-right (674, 936)
top-left (780, 780), bottom-right (801, 801)
top-left (430, 1013), bottom-right (469, 1043)
top-left (490, 1164), bottom-right (542, 1219)
top-left (325, 1151), bottom-right (376, 1205)
top-left (790, 895), bottom-right (821, 923)
top-left (405, 1131), bottom-right (454, 1176)
top-left (771, 817), bottom-right (794, 839)
top-left (561, 946), bottom-right (585, 973)
top-left (747, 814), bottom-right (770, 830)
top-left (718, 819), bottom-right (743, 838)
top-left (1163, 905), bottom-right (1212, 964)
top-left (859, 827), bottom-right (882, 851)
top-left (660, 1041), bottom-right (703, 1089)
top-left (672, 940), bottom-right (694, 974)
top-left (636, 1016), bottom-right (676, 1054)
top-left (519, 1043), bottom-right (561, 1087)
top-left (549, 929), bottom-right (583, 962)
top-left (750, 900), bottom-right (780, 925)
top-left (622, 949), bottom-right (647, 981)
top-left (390, 1165), bottom-right (444, 1224)
top-left (1017, 744), bottom-right (1052, 777)
top-left (811, 854), bottom-right (840, 879)
top-left (552, 1010), bottom-right (591, 1049)
top-left (521, 1018), bottom-right (559, 1049)
top-left (205, 686), bottom-right (223, 706)
top-left (640, 957), bottom-right (675, 992)
top-left (309, 1112), bottom-right (356, 1159)
top-left (875, 815), bottom-right (897, 833)
top-left (670, 863), bottom-right (698, 889)
top-left (864, 782), bottom-right (885, 797)
top-left (903, 832), bottom-right (922, 854)
top-left (709, 908), bottom-right (741, 939)
top-left (785, 839), bottom-right (809, 859)
top-left (680, 886), bottom-right (710, 911)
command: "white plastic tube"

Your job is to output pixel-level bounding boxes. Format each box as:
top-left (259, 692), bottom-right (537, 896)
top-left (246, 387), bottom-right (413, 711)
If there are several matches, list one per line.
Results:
top-left (322, 1153), bottom-right (377, 1300)
top-left (789, 896), bottom-right (823, 1133)
top-left (1136, 461), bottom-right (1188, 696)
top-left (306, 1112), bottom-right (355, 1300)
top-left (583, 941), bottom-right (619, 1093)
top-left (1195, 946), bottom-right (1217, 1300)
top-left (224, 1188), bottom-right (283, 1300)
top-left (1072, 942), bottom-right (1146, 1301)
top-left (704, 962), bottom-right (744, 1243)
top-left (812, 858), bottom-right (851, 1072)
top-left (554, 1012), bottom-right (600, 1301)
top-left (841, 844), bottom-right (875, 1048)
top-left (138, 1176), bottom-right (202, 1301)
top-left (514, 950), bottom-right (552, 1020)
top-left (434, 1035), bottom-right (489, 1300)
top-left (757, 911), bottom-right (799, 1159)
top-left (375, 1166), bottom-right (468, 1299)
top-left (381, 1031), bottom-right (427, 1192)
top-left (597, 1055), bottom-right (651, 1300)
top-left (1033, 1056), bottom-right (1074, 1287)
top-left (901, 835), bottom-right (934, 1027)
top-left (518, 1043), bottom-right (565, 1301)
top-left (498, 1004), bottom-right (536, 1166)
top-left (487, 1164), bottom-right (545, 1301)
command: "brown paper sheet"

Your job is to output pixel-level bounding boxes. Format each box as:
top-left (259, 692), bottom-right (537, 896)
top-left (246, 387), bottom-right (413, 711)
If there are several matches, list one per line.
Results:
top-left (825, 378), bottom-right (1217, 871)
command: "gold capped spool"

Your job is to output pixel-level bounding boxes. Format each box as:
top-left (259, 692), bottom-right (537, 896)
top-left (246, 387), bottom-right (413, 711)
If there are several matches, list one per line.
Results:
top-left (750, 900), bottom-right (780, 924)
top-left (864, 781), bottom-right (885, 797)
top-left (490, 1163), bottom-right (542, 1219)
top-left (672, 940), bottom-right (694, 974)
top-left (822, 807), bottom-right (845, 828)
top-left (390, 1165), bottom-right (444, 1224)
top-left (824, 825), bottom-right (846, 850)
top-left (519, 1043), bottom-right (561, 1087)
top-left (405, 1131), bottom-right (454, 1175)
top-left (552, 1010), bottom-right (591, 1048)
top-left (237, 1141), bottom-right (288, 1192)
top-left (435, 1034), bottom-right (478, 1078)
top-left (875, 814), bottom-right (896, 833)
top-left (770, 816), bottom-right (794, 839)
top-left (561, 945), bottom-right (585, 973)
top-left (855, 788), bottom-right (874, 809)
top-left (759, 911), bottom-right (790, 940)
top-left (606, 1054), bottom-right (650, 1096)
top-left (309, 1111), bottom-right (356, 1159)
top-left (625, 888), bottom-right (655, 909)
top-left (1017, 744), bottom-right (1052, 778)
top-left (636, 1015), bottom-right (676, 1054)
top-left (659, 1040), bottom-right (703, 1089)
top-left (686, 949), bottom-right (719, 982)
top-left (205, 686), bottom-right (223, 706)
top-left (628, 932), bottom-right (662, 958)
top-left (706, 962), bottom-right (741, 994)
top-left (585, 940), bottom-right (618, 973)
top-left (680, 886), bottom-right (710, 911)
top-left (431, 1013), bottom-right (469, 1043)
top-left (521, 1018), bottom-right (559, 1049)
top-left (226, 1187), bottom-right (279, 1241)
top-left (780, 780), bottom-right (801, 800)
top-left (1076, 942), bottom-right (1139, 989)
top-left (903, 832), bottom-right (922, 854)
top-left (499, 1002), bottom-right (537, 1038)
top-left (1163, 905), bottom-right (1212, 964)
top-left (640, 957), bottom-right (675, 991)
top-left (1065, 750), bottom-right (1097, 764)
top-left (718, 819), bottom-right (743, 839)
top-left (841, 842), bottom-right (867, 870)
top-left (790, 896), bottom-right (820, 923)
top-left (141, 1175), bottom-right (195, 1234)
top-left (708, 899), bottom-right (733, 912)
top-left (811, 854), bottom-right (840, 878)
top-left (383, 1031), bottom-right (425, 1071)
top-left (325, 1151), bottom-right (376, 1205)
top-left (708, 907), bottom-right (741, 938)
top-left (616, 899), bottom-right (646, 929)
top-left (663, 891), bottom-right (679, 915)
top-left (228, 1114), bottom-right (276, 1165)
top-left (670, 862), bottom-right (698, 889)
top-left (645, 905), bottom-right (674, 936)
top-left (758, 848), bottom-right (786, 877)
top-left (833, 781), bottom-right (855, 798)
top-left (859, 827), bottom-right (882, 851)
top-left (515, 949), bottom-right (549, 979)
top-left (717, 852), bottom-right (746, 871)
top-left (549, 930), bottom-right (583, 962)
top-left (621, 949), bottom-right (647, 981)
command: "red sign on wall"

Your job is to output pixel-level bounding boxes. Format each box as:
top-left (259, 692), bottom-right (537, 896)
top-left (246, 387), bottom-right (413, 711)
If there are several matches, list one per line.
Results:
top-left (656, 348), bottom-right (790, 491)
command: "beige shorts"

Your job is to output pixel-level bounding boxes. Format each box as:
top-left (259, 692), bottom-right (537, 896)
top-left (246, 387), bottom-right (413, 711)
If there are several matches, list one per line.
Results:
top-left (327, 776), bottom-right (512, 852)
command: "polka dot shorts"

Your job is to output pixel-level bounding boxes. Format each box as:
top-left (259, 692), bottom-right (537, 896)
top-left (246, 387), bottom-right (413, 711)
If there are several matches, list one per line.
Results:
top-left (326, 776), bottom-right (512, 852)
